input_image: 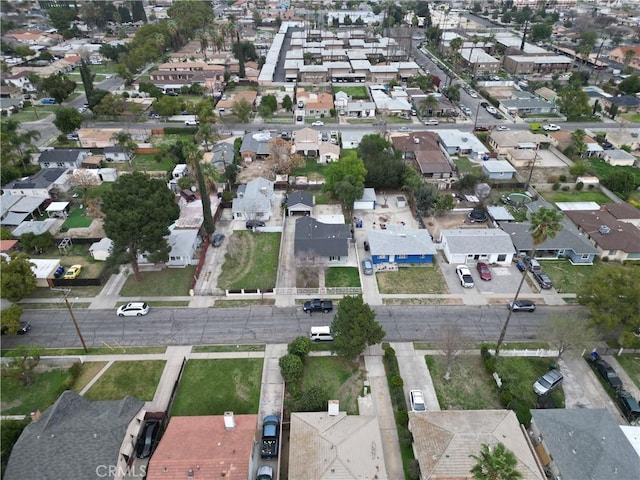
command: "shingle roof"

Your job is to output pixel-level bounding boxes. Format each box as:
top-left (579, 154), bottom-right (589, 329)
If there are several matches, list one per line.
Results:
top-left (531, 409), bottom-right (640, 480)
top-left (294, 216), bottom-right (350, 257)
top-left (38, 149), bottom-right (85, 164)
top-left (288, 191), bottom-right (313, 208)
top-left (440, 228), bottom-right (515, 254)
top-left (604, 202), bottom-right (640, 220)
top-left (499, 219), bottom-right (597, 255)
top-left (4, 391), bottom-right (143, 480)
top-left (564, 208), bottom-right (640, 253)
top-left (367, 225), bottom-right (436, 256)
top-left (4, 168), bottom-right (67, 190)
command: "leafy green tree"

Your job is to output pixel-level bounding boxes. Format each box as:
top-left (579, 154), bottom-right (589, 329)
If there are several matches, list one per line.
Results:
top-left (0, 254), bottom-right (36, 302)
top-left (79, 57), bottom-right (95, 103)
top-left (557, 83), bottom-right (591, 119)
top-left (569, 161), bottom-right (589, 177)
top-left (443, 84), bottom-right (460, 102)
top-left (288, 336), bottom-right (312, 359)
top-left (291, 385), bottom-right (329, 412)
top-left (279, 354), bottom-right (303, 383)
top-left (433, 193), bottom-right (456, 216)
top-left (102, 172), bottom-right (179, 280)
top-left (324, 152), bottom-right (367, 192)
top-left (0, 119), bottom-right (40, 171)
top-left (457, 172), bottom-right (489, 192)
top-left (154, 95), bottom-right (182, 117)
top-left (470, 443), bottom-right (522, 480)
top-left (87, 88), bottom-right (110, 111)
top-left (47, 7), bottom-right (77, 32)
top-left (138, 82), bottom-right (164, 99)
top-left (496, 207), bottom-right (563, 356)
top-left (53, 107), bottom-right (83, 134)
top-left (578, 266), bottom-right (640, 346)
top-left (232, 98), bottom-right (252, 123)
top-left (19, 232), bottom-right (56, 254)
top-left (131, 0), bottom-right (147, 22)
top-left (331, 295), bottom-right (385, 360)
top-left (539, 314), bottom-right (597, 360)
top-left (282, 94), bottom-right (293, 112)
top-left (0, 227), bottom-right (14, 240)
top-left (571, 129), bottom-right (587, 157)
top-left (357, 134), bottom-right (404, 189)
top-left (530, 23), bottom-right (552, 43)
top-left (0, 305), bottom-right (24, 336)
top-left (258, 94), bottom-right (278, 118)
top-left (415, 184), bottom-right (438, 214)
top-left (333, 175), bottom-right (364, 215)
top-left (578, 31), bottom-right (598, 63)
top-left (39, 74), bottom-right (76, 104)
top-left (618, 74), bottom-right (640, 94)
top-left (602, 170), bottom-right (637, 198)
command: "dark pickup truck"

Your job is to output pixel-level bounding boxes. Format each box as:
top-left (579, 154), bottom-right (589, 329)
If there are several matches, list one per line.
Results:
top-left (260, 415), bottom-right (279, 459)
top-left (303, 299), bottom-right (333, 313)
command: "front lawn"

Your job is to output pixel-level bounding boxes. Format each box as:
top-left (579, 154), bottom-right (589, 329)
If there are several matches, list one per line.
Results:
top-left (541, 189), bottom-right (613, 205)
top-left (133, 153), bottom-right (175, 172)
top-left (616, 355), bottom-right (640, 389)
top-left (171, 359), bottom-right (263, 415)
top-left (325, 267), bottom-right (360, 287)
top-left (120, 266), bottom-right (196, 297)
top-left (218, 232), bottom-right (280, 290)
top-left (540, 259), bottom-right (631, 294)
top-left (300, 356), bottom-right (365, 415)
top-left (61, 207), bottom-right (94, 229)
top-left (332, 86), bottom-right (368, 99)
top-left (377, 264), bottom-right (448, 294)
top-left (84, 360), bottom-right (165, 401)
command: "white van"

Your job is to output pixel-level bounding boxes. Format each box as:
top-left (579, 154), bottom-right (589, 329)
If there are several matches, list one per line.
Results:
top-left (310, 326), bottom-right (333, 342)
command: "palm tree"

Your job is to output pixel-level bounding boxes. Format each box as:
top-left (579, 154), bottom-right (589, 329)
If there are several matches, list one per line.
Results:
top-left (195, 122), bottom-right (219, 152)
top-left (496, 206), bottom-right (563, 356)
top-left (420, 94), bottom-right (440, 117)
top-left (198, 31), bottom-right (209, 62)
top-left (2, 119), bottom-right (41, 170)
top-left (470, 443), bottom-right (523, 480)
top-left (449, 37), bottom-right (463, 68)
top-left (183, 143), bottom-right (215, 236)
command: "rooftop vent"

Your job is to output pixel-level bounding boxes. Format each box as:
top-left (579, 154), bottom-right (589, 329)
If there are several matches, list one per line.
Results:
top-left (414, 137), bottom-right (420, 144)
top-left (598, 225), bottom-right (611, 235)
top-left (223, 411), bottom-right (235, 430)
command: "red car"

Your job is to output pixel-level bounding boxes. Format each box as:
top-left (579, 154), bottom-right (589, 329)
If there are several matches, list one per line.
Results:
top-left (476, 262), bottom-right (492, 281)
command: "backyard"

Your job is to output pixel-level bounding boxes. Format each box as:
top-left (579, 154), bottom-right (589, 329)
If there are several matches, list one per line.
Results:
top-left (120, 266), bottom-right (197, 297)
top-left (377, 264), bottom-right (448, 294)
top-left (171, 359), bottom-right (263, 415)
top-left (84, 360), bottom-right (165, 401)
top-left (61, 206), bottom-right (94, 229)
top-left (290, 157), bottom-right (328, 181)
top-left (615, 355), bottom-right (640, 389)
top-left (541, 189), bottom-right (613, 205)
top-left (217, 232), bottom-right (281, 290)
top-left (332, 86), bottom-right (368, 99)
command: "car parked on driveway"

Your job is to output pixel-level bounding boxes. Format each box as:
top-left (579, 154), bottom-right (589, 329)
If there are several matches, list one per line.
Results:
top-left (410, 389), bottom-right (427, 412)
top-left (476, 262), bottom-right (491, 281)
top-left (211, 233), bottom-right (225, 247)
top-left (136, 420), bottom-right (160, 458)
top-left (508, 300), bottom-right (536, 312)
top-left (362, 258), bottom-right (374, 275)
top-left (533, 369), bottom-right (563, 396)
top-left (63, 265), bottom-right (82, 279)
top-left (592, 358), bottom-right (623, 390)
top-left (616, 390), bottom-right (640, 425)
top-left (456, 265), bottom-right (475, 288)
top-left (533, 271), bottom-right (553, 289)
top-left (256, 465), bottom-right (274, 480)
top-left (117, 302), bottom-right (149, 317)
top-left (246, 220), bottom-right (266, 229)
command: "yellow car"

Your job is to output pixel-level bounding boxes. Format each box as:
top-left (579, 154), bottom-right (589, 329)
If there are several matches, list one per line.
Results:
top-left (63, 265), bottom-right (82, 279)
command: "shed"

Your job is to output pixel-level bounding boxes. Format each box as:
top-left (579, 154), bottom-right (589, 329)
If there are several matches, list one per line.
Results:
top-left (354, 188), bottom-right (377, 210)
top-left (396, 196), bottom-right (407, 208)
top-left (89, 238), bottom-right (113, 261)
top-left (481, 160), bottom-right (517, 180)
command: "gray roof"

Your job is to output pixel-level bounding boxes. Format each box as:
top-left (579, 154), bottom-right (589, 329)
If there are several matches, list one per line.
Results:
top-left (367, 225), bottom-right (436, 256)
top-left (0, 211), bottom-right (29, 226)
top-left (232, 177), bottom-right (274, 216)
top-left (287, 191), bottom-right (313, 208)
top-left (482, 160), bottom-right (516, 174)
top-left (9, 195), bottom-right (49, 213)
top-left (357, 187), bottom-right (376, 203)
top-left (240, 131), bottom-right (274, 156)
top-left (4, 390), bottom-right (144, 480)
top-left (501, 97), bottom-right (556, 110)
top-left (103, 146), bottom-right (127, 153)
top-left (38, 149), bottom-right (86, 164)
top-left (531, 409), bottom-right (640, 480)
top-left (499, 220), bottom-right (597, 255)
top-left (440, 228), bottom-right (515, 254)
top-left (4, 168), bottom-right (67, 190)
top-left (210, 142), bottom-right (234, 169)
top-left (294, 216), bottom-right (350, 257)
top-left (487, 206), bottom-right (515, 221)
top-left (605, 149), bottom-right (636, 161)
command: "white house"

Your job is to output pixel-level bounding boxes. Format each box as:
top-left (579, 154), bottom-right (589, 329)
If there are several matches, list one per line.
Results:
top-left (437, 130), bottom-right (488, 161)
top-left (232, 177), bottom-right (275, 221)
top-left (440, 228), bottom-right (515, 265)
top-left (601, 149), bottom-right (637, 167)
top-left (38, 149), bottom-right (88, 169)
top-left (318, 142), bottom-right (340, 163)
top-left (481, 160), bottom-right (517, 180)
top-left (137, 229), bottom-right (200, 267)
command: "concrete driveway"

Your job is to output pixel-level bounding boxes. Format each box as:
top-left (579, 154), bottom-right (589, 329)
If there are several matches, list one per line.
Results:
top-left (392, 342), bottom-right (441, 411)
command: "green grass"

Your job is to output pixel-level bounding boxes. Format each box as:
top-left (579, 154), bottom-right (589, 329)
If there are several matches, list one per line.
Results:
top-left (621, 113), bottom-right (640, 123)
top-left (587, 158), bottom-right (640, 189)
top-left (301, 357), bottom-right (365, 415)
top-left (540, 259), bottom-right (632, 294)
top-left (120, 266), bottom-right (196, 297)
top-left (84, 360), bottom-right (165, 401)
top-left (192, 344), bottom-right (265, 353)
top-left (377, 264), bottom-right (448, 294)
top-left (171, 359), bottom-right (263, 415)
top-left (312, 190), bottom-right (334, 205)
top-left (28, 285), bottom-right (104, 299)
top-left (325, 267), bottom-right (360, 287)
top-left (145, 301), bottom-right (190, 307)
top-left (20, 302), bottom-right (90, 310)
top-left (218, 232), bottom-right (280, 290)
top-left (84, 182), bottom-right (114, 201)
top-left (454, 156), bottom-right (481, 174)
top-left (71, 362), bottom-right (108, 392)
top-left (616, 355), bottom-right (640, 389)
top-left (290, 157), bottom-right (329, 179)
top-left (36, 346), bottom-right (166, 356)
top-left (426, 355), bottom-right (503, 410)
top-left (332, 86), bottom-right (368, 99)
top-left (61, 207), bottom-right (94, 229)
top-left (132, 153), bottom-right (175, 172)
top-left (1, 106), bottom-right (57, 124)
top-left (212, 299), bottom-right (275, 307)
top-left (1, 368), bottom-right (75, 415)
top-left (541, 189), bottom-right (613, 205)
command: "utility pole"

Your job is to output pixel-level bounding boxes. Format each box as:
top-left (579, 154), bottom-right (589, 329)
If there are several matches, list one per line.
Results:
top-left (52, 288), bottom-right (88, 352)
top-left (593, 37), bottom-right (607, 85)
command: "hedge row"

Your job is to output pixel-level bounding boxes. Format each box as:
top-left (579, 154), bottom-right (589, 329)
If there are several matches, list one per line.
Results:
top-left (163, 127), bottom-right (198, 135)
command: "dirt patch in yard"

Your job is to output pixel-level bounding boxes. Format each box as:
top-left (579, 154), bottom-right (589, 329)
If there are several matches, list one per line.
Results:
top-left (297, 268), bottom-right (320, 288)
top-left (237, 158), bottom-right (276, 183)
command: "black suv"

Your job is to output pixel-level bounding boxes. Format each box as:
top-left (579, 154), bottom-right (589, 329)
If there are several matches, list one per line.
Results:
top-left (593, 359), bottom-right (623, 390)
top-left (533, 271), bottom-right (553, 289)
top-left (246, 220), bottom-right (266, 229)
top-left (616, 390), bottom-right (640, 425)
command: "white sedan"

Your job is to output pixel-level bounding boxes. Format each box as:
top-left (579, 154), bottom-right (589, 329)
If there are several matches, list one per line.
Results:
top-left (311, 121), bottom-right (324, 126)
top-left (185, 119), bottom-right (199, 126)
top-left (410, 390), bottom-right (427, 412)
top-left (117, 302), bottom-right (150, 317)
top-left (543, 124), bottom-right (561, 131)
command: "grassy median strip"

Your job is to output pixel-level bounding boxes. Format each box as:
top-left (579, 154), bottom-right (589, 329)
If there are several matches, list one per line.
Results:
top-left (84, 360), bottom-right (165, 401)
top-left (192, 345), bottom-right (265, 353)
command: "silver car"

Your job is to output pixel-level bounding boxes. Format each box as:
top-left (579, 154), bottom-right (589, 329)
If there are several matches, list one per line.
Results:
top-left (533, 369), bottom-right (563, 396)
top-left (362, 258), bottom-right (374, 275)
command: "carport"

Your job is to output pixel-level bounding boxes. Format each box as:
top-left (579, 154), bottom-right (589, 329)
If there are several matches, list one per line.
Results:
top-left (46, 201), bottom-right (70, 219)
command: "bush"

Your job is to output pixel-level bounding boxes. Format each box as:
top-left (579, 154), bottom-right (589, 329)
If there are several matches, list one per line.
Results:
top-left (499, 389), bottom-right (513, 406)
top-left (552, 182), bottom-right (560, 190)
top-left (397, 424), bottom-right (413, 446)
top-left (559, 174), bottom-right (567, 182)
top-left (547, 175), bottom-right (558, 183)
top-left (279, 354), bottom-right (303, 383)
top-left (396, 410), bottom-right (409, 428)
top-left (407, 459), bottom-right (422, 480)
top-left (390, 375), bottom-right (404, 389)
top-left (163, 127), bottom-right (197, 135)
top-left (287, 336), bottom-right (311, 359)
top-left (576, 181), bottom-right (584, 191)
top-left (290, 384), bottom-right (329, 412)
top-left (561, 186), bottom-right (570, 191)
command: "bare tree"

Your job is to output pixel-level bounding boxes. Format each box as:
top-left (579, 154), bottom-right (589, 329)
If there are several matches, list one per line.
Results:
top-left (539, 314), bottom-right (598, 360)
top-left (438, 323), bottom-right (470, 380)
top-left (268, 137), bottom-right (303, 175)
top-left (68, 169), bottom-right (100, 192)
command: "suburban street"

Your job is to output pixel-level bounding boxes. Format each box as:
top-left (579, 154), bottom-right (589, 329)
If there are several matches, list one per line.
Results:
top-left (2, 305), bottom-right (584, 350)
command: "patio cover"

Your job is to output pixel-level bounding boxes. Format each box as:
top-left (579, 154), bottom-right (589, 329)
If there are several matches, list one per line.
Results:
top-left (45, 201), bottom-right (69, 218)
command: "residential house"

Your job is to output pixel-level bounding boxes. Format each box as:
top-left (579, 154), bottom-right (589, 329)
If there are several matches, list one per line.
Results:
top-left (89, 238), bottom-right (113, 261)
top-left (293, 127), bottom-right (320, 157)
top-left (565, 207), bottom-right (640, 262)
top-left (206, 142), bottom-right (234, 171)
top-left (294, 216), bottom-right (351, 263)
top-left (78, 128), bottom-right (147, 149)
top-left (11, 219), bottom-right (58, 237)
top-left (440, 229), bottom-right (515, 265)
top-left (38, 149), bottom-right (88, 169)
top-left (600, 149), bottom-right (637, 167)
top-left (501, 93), bottom-right (558, 118)
top-left (367, 224), bottom-right (436, 265)
top-left (0, 85), bottom-right (22, 99)
top-left (30, 258), bottom-right (61, 287)
top-left (4, 71), bottom-right (36, 92)
top-left (547, 130), bottom-right (601, 156)
top-left (288, 408), bottom-right (388, 479)
top-left (603, 129), bottom-right (640, 151)
top-left (216, 91), bottom-right (258, 116)
top-left (4, 391), bottom-right (144, 480)
top-left (370, 87), bottom-right (412, 115)
top-left (0, 98), bottom-right (23, 116)
top-left (459, 48), bottom-right (501, 76)
top-left (535, 87), bottom-right (558, 102)
top-left (3, 168), bottom-right (70, 197)
top-left (318, 142), bottom-right (340, 163)
top-left (354, 188), bottom-right (377, 210)
top-left (297, 90), bottom-right (334, 118)
top-left (346, 99), bottom-right (377, 118)
top-left (0, 239), bottom-right (18, 254)
top-left (409, 410), bottom-right (545, 480)
top-left (603, 202), bottom-right (640, 227)
top-left (240, 131), bottom-right (275, 162)
top-left (608, 46), bottom-right (640, 70)
top-left (530, 409), bottom-right (640, 480)
top-left (482, 160), bottom-right (517, 179)
top-left (232, 177), bottom-right (275, 221)
top-left (0, 195), bottom-right (50, 228)
top-left (147, 414), bottom-right (257, 480)
top-left (138, 228), bottom-right (200, 267)
top-left (334, 90), bottom-right (349, 111)
top-left (286, 191), bottom-right (314, 216)
top-left (487, 130), bottom-right (551, 156)
top-left (436, 130), bottom-right (488, 161)
top-left (503, 55), bottom-right (572, 75)
top-left (391, 131), bottom-right (453, 178)
top-left (104, 146), bottom-right (132, 163)
top-left (602, 94), bottom-right (640, 115)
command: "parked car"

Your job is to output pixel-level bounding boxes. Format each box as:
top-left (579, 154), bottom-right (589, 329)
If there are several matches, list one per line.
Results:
top-left (260, 415), bottom-right (279, 459)
top-left (456, 265), bottom-right (475, 288)
top-left (410, 390), bottom-right (427, 412)
top-left (533, 369), bottom-right (563, 396)
top-left (136, 420), bottom-right (160, 458)
top-left (63, 265), bottom-right (82, 279)
top-left (117, 302), bottom-right (150, 317)
top-left (485, 105), bottom-right (498, 115)
top-left (508, 300), bottom-right (536, 312)
top-left (66, 133), bottom-right (79, 140)
top-left (246, 220), bottom-right (266, 229)
top-left (593, 358), bottom-right (623, 390)
top-left (1, 321), bottom-right (31, 335)
top-left (476, 262), bottom-right (492, 281)
top-left (184, 119), bottom-right (199, 126)
top-left (256, 465), bottom-right (274, 480)
top-left (480, 102), bottom-right (489, 108)
top-left (616, 390), bottom-right (640, 425)
top-left (363, 241), bottom-right (370, 251)
top-left (362, 258), bottom-right (374, 275)
top-left (496, 126), bottom-right (511, 131)
top-left (533, 271), bottom-right (553, 289)
top-left (543, 124), bottom-right (561, 131)
top-left (311, 121), bottom-right (324, 126)
top-left (524, 257), bottom-right (541, 272)
top-left (424, 118), bottom-right (439, 125)
top-left (211, 233), bottom-right (225, 247)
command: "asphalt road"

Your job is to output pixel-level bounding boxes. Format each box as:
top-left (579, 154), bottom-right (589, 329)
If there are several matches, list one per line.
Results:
top-left (2, 305), bottom-right (585, 350)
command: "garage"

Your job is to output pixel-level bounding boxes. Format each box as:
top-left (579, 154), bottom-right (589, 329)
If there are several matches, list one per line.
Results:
top-left (286, 191), bottom-right (314, 216)
top-left (353, 188), bottom-right (377, 210)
